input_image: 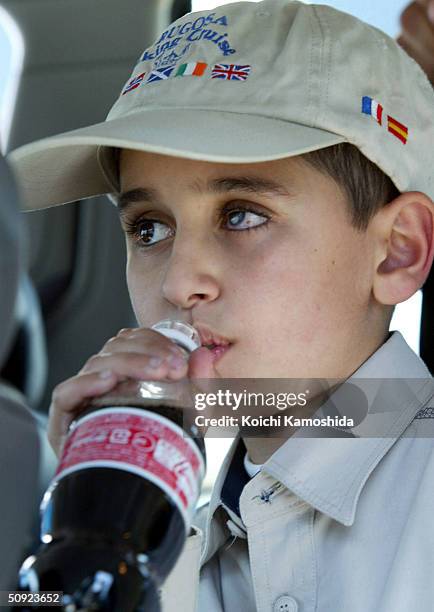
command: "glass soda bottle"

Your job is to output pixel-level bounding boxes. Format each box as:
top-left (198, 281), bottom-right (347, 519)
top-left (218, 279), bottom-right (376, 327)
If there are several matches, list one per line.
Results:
top-left (18, 320), bottom-right (206, 611)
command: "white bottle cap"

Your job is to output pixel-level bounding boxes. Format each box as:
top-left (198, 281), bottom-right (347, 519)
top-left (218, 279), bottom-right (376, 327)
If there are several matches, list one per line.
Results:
top-left (151, 320), bottom-right (201, 353)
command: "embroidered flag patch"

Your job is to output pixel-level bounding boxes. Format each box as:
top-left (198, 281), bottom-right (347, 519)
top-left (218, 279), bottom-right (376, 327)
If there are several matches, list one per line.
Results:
top-left (211, 64), bottom-right (251, 81)
top-left (175, 62), bottom-right (207, 77)
top-left (387, 115), bottom-right (409, 145)
top-left (122, 72), bottom-right (146, 95)
top-left (361, 96), bottom-right (408, 144)
top-left (362, 96), bottom-right (383, 125)
top-left (146, 65), bottom-right (176, 83)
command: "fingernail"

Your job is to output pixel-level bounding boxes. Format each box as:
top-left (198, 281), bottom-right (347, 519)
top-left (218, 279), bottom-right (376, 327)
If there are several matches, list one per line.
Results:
top-left (168, 355), bottom-right (187, 369)
top-left (99, 369), bottom-right (113, 379)
top-left (149, 356), bottom-right (163, 368)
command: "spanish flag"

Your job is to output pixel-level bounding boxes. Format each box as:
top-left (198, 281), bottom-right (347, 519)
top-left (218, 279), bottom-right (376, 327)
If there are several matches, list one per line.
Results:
top-left (387, 115), bottom-right (408, 145)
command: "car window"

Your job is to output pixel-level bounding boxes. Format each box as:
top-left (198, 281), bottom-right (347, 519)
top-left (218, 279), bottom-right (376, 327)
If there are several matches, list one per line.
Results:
top-left (0, 6), bottom-right (23, 153)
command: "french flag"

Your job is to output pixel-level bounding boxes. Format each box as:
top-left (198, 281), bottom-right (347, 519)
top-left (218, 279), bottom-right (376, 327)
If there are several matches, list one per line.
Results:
top-left (362, 96), bottom-right (384, 125)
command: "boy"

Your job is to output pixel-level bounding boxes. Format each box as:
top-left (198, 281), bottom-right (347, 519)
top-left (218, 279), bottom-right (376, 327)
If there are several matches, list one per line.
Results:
top-left (9, 1), bottom-right (434, 610)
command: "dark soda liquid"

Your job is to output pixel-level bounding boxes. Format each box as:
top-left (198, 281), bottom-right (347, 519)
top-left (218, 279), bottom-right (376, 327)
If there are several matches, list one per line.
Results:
top-left (19, 404), bottom-right (205, 611)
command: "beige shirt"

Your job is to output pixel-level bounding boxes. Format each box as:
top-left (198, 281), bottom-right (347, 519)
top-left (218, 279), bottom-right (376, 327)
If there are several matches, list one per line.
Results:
top-left (161, 331), bottom-right (434, 612)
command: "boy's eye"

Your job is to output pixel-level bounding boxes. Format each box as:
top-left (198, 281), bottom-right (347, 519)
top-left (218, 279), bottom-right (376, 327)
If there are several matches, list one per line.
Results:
top-left (225, 208), bottom-right (269, 230)
top-left (123, 205), bottom-right (270, 248)
top-left (135, 220), bottom-right (173, 246)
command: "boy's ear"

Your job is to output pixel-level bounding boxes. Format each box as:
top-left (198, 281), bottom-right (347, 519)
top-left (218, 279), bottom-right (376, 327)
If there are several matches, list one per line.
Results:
top-left (372, 191), bottom-right (434, 306)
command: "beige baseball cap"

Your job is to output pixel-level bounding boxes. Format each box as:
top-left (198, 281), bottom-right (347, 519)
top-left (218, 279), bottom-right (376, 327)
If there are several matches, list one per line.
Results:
top-left (8, 0), bottom-right (434, 211)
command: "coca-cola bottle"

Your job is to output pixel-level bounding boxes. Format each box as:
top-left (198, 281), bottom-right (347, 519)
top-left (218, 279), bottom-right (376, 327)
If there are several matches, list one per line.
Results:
top-left (18, 320), bottom-right (206, 611)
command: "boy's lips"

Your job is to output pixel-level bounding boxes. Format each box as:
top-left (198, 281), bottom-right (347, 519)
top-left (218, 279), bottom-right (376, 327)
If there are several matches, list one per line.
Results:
top-left (208, 344), bottom-right (231, 363)
top-left (193, 322), bottom-right (233, 363)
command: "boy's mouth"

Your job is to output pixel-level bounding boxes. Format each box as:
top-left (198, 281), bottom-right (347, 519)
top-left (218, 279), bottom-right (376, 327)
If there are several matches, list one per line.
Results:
top-left (204, 344), bottom-right (231, 361)
top-left (194, 323), bottom-right (233, 363)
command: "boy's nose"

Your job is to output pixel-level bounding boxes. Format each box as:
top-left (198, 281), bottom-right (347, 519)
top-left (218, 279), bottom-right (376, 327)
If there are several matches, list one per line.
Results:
top-left (161, 235), bottom-right (221, 309)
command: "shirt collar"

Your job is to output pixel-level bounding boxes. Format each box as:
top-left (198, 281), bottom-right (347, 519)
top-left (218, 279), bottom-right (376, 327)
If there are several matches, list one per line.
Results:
top-left (198, 331), bottom-right (434, 563)
top-left (264, 331), bottom-right (434, 526)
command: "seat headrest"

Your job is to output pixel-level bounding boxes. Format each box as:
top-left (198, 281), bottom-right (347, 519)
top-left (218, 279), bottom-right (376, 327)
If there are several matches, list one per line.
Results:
top-left (0, 155), bottom-right (23, 367)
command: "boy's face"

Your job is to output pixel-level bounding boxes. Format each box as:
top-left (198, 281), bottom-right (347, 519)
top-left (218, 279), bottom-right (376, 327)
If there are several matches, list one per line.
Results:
top-left (119, 150), bottom-right (384, 379)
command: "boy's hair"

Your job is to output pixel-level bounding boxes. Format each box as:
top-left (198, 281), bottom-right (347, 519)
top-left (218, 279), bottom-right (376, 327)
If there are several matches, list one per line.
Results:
top-left (302, 143), bottom-right (400, 231)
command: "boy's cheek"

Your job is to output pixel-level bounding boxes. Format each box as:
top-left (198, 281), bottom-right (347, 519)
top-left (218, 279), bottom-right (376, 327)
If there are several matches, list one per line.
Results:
top-left (126, 267), bottom-right (161, 326)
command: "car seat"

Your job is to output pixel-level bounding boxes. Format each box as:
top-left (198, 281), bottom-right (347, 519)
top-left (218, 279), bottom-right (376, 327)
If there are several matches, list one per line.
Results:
top-left (0, 154), bottom-right (56, 591)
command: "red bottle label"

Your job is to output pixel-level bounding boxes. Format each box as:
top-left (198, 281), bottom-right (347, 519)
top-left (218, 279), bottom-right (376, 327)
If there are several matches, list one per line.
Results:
top-left (55, 408), bottom-right (205, 529)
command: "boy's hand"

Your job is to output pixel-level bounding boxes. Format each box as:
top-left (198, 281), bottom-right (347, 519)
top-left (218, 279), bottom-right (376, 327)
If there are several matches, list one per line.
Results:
top-left (397, 0), bottom-right (434, 85)
top-left (47, 327), bottom-right (215, 457)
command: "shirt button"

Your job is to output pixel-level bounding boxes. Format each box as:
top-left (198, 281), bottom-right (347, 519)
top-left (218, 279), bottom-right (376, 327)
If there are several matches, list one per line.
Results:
top-left (273, 595), bottom-right (298, 612)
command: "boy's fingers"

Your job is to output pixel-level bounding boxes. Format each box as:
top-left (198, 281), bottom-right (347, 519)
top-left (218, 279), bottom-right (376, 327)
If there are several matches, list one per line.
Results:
top-left (188, 346), bottom-right (216, 380)
top-left (48, 330), bottom-right (210, 457)
top-left (48, 349), bottom-right (191, 455)
top-left (400, 2), bottom-right (434, 47)
top-left (188, 347), bottom-right (221, 401)
top-left (102, 330), bottom-right (186, 357)
top-left (51, 370), bottom-right (117, 414)
top-left (399, 2), bottom-right (434, 82)
top-left (416, 0), bottom-right (434, 16)
top-left (430, 0), bottom-right (434, 24)
top-left (48, 370), bottom-right (118, 456)
top-left (80, 351), bottom-right (188, 380)
top-left (397, 35), bottom-right (433, 79)
top-left (401, 1), bottom-right (434, 32)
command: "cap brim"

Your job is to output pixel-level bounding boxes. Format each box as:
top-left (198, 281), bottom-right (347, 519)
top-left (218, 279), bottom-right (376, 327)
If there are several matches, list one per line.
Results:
top-left (8, 108), bottom-right (345, 211)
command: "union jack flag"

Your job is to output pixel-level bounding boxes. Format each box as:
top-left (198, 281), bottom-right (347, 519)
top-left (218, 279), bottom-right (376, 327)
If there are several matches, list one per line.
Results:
top-left (211, 64), bottom-right (251, 81)
top-left (122, 72), bottom-right (146, 95)
top-left (146, 65), bottom-right (176, 83)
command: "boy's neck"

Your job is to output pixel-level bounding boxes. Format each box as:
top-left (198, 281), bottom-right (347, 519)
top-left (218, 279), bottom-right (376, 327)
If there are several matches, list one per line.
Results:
top-left (243, 328), bottom-right (392, 464)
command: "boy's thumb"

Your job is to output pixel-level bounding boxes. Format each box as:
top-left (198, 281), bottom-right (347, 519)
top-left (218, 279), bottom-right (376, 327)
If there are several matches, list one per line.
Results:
top-left (188, 346), bottom-right (216, 380)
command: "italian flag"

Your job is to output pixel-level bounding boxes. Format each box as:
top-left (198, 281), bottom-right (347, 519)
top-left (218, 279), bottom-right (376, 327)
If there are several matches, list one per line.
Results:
top-left (175, 62), bottom-right (207, 77)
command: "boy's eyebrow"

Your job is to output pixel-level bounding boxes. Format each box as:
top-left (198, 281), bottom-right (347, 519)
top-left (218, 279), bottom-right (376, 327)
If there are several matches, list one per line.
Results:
top-left (118, 175), bottom-right (295, 213)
